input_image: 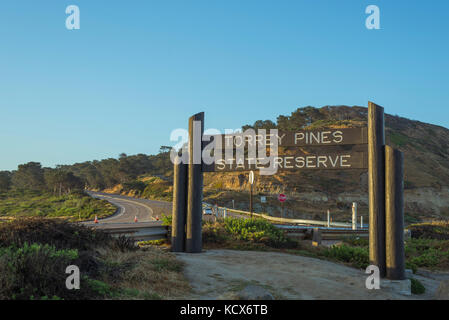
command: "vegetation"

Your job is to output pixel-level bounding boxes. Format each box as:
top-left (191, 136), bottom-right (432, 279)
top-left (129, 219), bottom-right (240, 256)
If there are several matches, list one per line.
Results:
top-left (389, 132), bottom-right (410, 147)
top-left (0, 190), bottom-right (115, 221)
top-left (0, 218), bottom-right (189, 300)
top-left (0, 148), bottom-right (172, 199)
top-left (408, 221), bottom-right (449, 240)
top-left (140, 178), bottom-right (172, 201)
top-left (321, 244), bottom-right (369, 269)
top-left (201, 217), bottom-right (297, 250)
top-left (160, 213), bottom-right (172, 226)
top-left (411, 278), bottom-right (426, 295)
top-left (223, 218), bottom-right (297, 248)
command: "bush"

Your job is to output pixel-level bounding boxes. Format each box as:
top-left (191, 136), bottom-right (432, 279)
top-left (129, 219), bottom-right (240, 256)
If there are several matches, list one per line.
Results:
top-left (202, 222), bottom-right (229, 244)
top-left (161, 213), bottom-right (172, 226)
top-left (0, 190), bottom-right (115, 221)
top-left (411, 278), bottom-right (425, 295)
top-left (408, 222), bottom-right (449, 240)
top-left (405, 238), bottom-right (449, 270)
top-left (122, 181), bottom-right (147, 194)
top-left (0, 243), bottom-right (100, 300)
top-left (322, 244), bottom-right (369, 269)
top-left (0, 218), bottom-right (113, 251)
top-left (223, 218), bottom-right (297, 249)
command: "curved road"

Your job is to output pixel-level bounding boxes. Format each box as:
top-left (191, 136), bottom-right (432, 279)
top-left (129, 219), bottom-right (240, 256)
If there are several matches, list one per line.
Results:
top-left (85, 191), bottom-right (172, 224)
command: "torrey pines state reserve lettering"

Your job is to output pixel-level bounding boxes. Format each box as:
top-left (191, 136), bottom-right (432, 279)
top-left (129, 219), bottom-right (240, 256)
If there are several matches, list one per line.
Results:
top-left (203, 127), bottom-right (367, 149)
top-left (202, 151), bottom-right (368, 172)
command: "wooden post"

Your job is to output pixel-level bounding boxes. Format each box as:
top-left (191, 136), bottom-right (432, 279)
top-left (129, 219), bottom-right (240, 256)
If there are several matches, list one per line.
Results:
top-left (368, 101), bottom-right (386, 277)
top-left (171, 156), bottom-right (188, 252)
top-left (186, 112), bottom-right (204, 253)
top-left (352, 202), bottom-right (358, 230)
top-left (250, 183), bottom-right (253, 218)
top-left (385, 146), bottom-right (406, 280)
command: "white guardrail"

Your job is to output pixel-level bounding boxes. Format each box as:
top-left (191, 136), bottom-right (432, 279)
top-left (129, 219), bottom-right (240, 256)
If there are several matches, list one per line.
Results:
top-left (203, 202), bottom-right (363, 229)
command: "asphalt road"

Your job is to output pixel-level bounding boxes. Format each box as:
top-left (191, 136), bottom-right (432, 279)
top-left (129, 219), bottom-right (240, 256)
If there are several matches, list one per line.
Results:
top-left (85, 191), bottom-right (249, 227)
top-left (85, 191), bottom-right (172, 225)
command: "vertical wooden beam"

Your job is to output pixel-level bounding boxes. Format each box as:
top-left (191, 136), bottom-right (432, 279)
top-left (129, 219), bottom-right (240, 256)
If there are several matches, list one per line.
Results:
top-left (385, 146), bottom-right (406, 280)
top-left (171, 156), bottom-right (188, 252)
top-left (186, 112), bottom-right (204, 253)
top-left (368, 101), bottom-right (386, 277)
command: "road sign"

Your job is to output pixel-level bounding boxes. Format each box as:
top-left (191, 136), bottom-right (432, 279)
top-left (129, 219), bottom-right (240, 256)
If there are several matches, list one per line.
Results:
top-left (278, 194), bottom-right (286, 202)
top-left (203, 127), bottom-right (367, 150)
top-left (202, 150), bottom-right (368, 172)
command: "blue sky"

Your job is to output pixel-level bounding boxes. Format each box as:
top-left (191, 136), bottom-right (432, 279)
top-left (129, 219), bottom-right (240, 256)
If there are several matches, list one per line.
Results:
top-left (0, 1), bottom-right (448, 171)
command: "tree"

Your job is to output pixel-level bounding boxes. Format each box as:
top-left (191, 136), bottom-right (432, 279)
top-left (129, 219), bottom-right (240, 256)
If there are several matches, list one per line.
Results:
top-left (159, 146), bottom-right (172, 153)
top-left (44, 169), bottom-right (83, 196)
top-left (242, 120), bottom-right (276, 131)
top-left (0, 171), bottom-right (11, 192)
top-left (12, 162), bottom-right (45, 190)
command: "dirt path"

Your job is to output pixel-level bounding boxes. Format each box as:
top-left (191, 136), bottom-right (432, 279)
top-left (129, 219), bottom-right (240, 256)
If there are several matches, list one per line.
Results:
top-left (175, 249), bottom-right (441, 300)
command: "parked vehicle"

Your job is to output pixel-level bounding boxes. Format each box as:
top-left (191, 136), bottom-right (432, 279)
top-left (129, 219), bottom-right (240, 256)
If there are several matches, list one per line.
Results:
top-left (202, 208), bottom-right (213, 215)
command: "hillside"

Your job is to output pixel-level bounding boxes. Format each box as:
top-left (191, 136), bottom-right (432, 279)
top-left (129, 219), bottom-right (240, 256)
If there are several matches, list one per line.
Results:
top-left (202, 106), bottom-right (449, 224)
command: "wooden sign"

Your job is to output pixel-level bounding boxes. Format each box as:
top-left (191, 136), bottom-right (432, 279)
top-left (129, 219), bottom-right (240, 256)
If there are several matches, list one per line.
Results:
top-left (202, 151), bottom-right (368, 172)
top-left (203, 127), bottom-right (367, 149)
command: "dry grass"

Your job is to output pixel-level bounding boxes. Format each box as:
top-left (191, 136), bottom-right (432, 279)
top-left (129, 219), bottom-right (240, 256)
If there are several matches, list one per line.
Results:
top-left (97, 246), bottom-right (191, 299)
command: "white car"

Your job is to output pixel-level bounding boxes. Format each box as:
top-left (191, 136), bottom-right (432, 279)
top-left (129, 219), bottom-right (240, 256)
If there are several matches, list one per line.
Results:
top-left (203, 208), bottom-right (213, 215)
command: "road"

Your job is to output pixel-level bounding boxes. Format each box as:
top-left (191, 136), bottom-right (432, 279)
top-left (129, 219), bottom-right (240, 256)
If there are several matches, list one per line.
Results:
top-left (85, 191), bottom-right (172, 225)
top-left (85, 191), bottom-right (246, 227)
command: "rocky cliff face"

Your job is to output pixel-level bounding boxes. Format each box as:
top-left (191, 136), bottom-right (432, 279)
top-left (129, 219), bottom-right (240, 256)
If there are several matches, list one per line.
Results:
top-left (203, 106), bottom-right (449, 224)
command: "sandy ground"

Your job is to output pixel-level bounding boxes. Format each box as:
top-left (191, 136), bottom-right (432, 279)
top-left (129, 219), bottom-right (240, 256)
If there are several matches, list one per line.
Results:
top-left (175, 249), bottom-right (445, 300)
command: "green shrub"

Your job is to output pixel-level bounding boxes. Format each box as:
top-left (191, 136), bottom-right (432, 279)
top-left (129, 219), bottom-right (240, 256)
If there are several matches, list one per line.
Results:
top-left (202, 222), bottom-right (229, 244)
top-left (0, 218), bottom-right (113, 251)
top-left (141, 182), bottom-right (172, 201)
top-left (405, 238), bottom-right (449, 270)
top-left (161, 213), bottom-right (172, 226)
top-left (411, 278), bottom-right (425, 295)
top-left (343, 236), bottom-right (369, 247)
top-left (122, 181), bottom-right (147, 193)
top-left (0, 243), bottom-right (101, 300)
top-left (0, 190), bottom-right (115, 221)
top-left (223, 218), bottom-right (297, 248)
top-left (322, 244), bottom-right (369, 269)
